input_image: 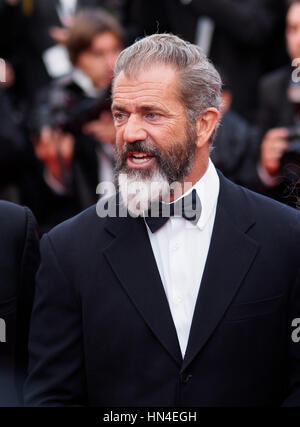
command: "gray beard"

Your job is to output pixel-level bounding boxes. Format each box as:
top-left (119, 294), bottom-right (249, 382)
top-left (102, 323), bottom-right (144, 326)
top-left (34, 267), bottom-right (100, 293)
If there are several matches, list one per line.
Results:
top-left (115, 126), bottom-right (197, 216)
top-left (118, 169), bottom-right (170, 216)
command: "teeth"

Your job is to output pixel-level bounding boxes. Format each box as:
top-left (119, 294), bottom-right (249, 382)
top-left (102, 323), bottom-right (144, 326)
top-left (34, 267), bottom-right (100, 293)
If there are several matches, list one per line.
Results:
top-left (133, 153), bottom-right (149, 158)
top-left (131, 157), bottom-right (150, 164)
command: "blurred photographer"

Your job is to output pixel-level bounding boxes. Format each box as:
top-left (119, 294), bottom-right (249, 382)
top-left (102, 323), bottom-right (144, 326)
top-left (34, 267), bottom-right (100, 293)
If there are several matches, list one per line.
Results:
top-left (24, 8), bottom-right (123, 231)
top-left (126, 0), bottom-right (285, 122)
top-left (258, 0), bottom-right (300, 208)
top-left (211, 77), bottom-right (261, 190)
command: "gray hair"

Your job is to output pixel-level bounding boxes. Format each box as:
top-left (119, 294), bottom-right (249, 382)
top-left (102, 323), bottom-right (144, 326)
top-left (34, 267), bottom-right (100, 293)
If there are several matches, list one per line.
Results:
top-left (113, 33), bottom-right (222, 124)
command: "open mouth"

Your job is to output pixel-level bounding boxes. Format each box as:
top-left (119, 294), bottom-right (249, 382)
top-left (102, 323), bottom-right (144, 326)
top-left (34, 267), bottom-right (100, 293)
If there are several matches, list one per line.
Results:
top-left (127, 151), bottom-right (156, 168)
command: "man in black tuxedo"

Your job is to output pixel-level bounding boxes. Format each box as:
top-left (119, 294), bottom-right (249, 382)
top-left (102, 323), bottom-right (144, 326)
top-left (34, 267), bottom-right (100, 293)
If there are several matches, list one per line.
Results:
top-left (25, 34), bottom-right (300, 407)
top-left (0, 201), bottom-right (39, 406)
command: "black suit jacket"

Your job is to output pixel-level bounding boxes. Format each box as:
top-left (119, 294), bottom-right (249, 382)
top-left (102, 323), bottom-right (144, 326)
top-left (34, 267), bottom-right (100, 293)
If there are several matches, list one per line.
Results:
top-left (0, 202), bottom-right (39, 406)
top-left (25, 173), bottom-right (300, 406)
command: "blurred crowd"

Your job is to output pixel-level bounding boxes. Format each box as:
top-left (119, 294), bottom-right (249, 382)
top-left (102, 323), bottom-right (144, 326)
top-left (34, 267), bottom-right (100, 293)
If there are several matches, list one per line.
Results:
top-left (0, 0), bottom-right (299, 232)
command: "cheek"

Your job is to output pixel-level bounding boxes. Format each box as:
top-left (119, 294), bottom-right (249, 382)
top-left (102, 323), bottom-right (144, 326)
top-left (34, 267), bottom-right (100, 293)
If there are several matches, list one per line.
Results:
top-left (288, 34), bottom-right (300, 51)
top-left (114, 128), bottom-right (124, 149)
top-left (153, 121), bottom-right (185, 142)
top-left (96, 60), bottom-right (106, 73)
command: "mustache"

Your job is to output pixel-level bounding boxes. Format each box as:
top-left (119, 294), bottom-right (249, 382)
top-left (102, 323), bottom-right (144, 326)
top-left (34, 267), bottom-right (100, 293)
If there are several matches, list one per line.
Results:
top-left (121, 140), bottom-right (160, 157)
top-left (116, 140), bottom-right (164, 170)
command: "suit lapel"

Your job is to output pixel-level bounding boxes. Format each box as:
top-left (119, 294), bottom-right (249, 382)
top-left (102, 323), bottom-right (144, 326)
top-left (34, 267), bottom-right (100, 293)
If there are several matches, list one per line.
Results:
top-left (182, 175), bottom-right (260, 372)
top-left (104, 215), bottom-right (183, 367)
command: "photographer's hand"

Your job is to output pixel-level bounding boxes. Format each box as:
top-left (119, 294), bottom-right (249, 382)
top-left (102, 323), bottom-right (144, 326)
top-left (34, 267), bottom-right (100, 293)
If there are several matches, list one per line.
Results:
top-left (49, 26), bottom-right (70, 45)
top-left (83, 111), bottom-right (115, 145)
top-left (34, 126), bottom-right (75, 186)
top-left (0, 61), bottom-right (15, 88)
top-left (260, 128), bottom-right (289, 176)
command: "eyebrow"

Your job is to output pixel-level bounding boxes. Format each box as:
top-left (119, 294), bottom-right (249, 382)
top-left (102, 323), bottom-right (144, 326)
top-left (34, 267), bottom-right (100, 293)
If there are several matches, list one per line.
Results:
top-left (111, 104), bottom-right (166, 113)
top-left (111, 104), bottom-right (126, 112)
top-left (139, 105), bottom-right (165, 113)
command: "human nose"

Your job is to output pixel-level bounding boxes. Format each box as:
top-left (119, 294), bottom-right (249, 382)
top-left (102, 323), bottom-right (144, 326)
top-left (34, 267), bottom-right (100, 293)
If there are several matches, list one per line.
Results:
top-left (123, 115), bottom-right (147, 143)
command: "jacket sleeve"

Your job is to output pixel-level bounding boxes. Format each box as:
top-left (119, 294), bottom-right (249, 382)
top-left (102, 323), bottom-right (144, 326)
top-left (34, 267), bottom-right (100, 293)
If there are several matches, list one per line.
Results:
top-left (14, 207), bottom-right (40, 405)
top-left (24, 233), bottom-right (87, 406)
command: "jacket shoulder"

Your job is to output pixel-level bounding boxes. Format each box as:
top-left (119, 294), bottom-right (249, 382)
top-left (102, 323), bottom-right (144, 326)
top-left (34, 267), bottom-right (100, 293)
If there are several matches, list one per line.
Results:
top-left (220, 174), bottom-right (300, 233)
top-left (0, 201), bottom-right (30, 239)
top-left (243, 185), bottom-right (300, 223)
top-left (230, 178), bottom-right (300, 240)
top-left (0, 202), bottom-right (39, 301)
top-left (45, 203), bottom-right (109, 254)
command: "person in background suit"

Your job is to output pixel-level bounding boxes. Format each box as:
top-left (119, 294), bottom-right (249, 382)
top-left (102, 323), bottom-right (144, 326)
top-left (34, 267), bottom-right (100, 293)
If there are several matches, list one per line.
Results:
top-left (0, 201), bottom-right (39, 406)
top-left (22, 8), bottom-right (123, 232)
top-left (25, 34), bottom-right (300, 407)
top-left (257, 0), bottom-right (300, 209)
top-left (211, 76), bottom-right (261, 190)
top-left (0, 0), bottom-right (23, 93)
top-left (0, 89), bottom-right (27, 202)
top-left (127, 0), bottom-right (286, 122)
top-left (14, 0), bottom-right (122, 103)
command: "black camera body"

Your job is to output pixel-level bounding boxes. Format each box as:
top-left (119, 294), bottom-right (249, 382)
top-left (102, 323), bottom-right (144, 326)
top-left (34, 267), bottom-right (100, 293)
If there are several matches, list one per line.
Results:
top-left (280, 126), bottom-right (300, 172)
top-left (30, 84), bottom-right (112, 136)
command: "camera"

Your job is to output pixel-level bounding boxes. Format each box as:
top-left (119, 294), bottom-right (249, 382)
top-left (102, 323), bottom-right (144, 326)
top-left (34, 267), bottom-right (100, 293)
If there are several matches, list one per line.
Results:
top-left (29, 85), bottom-right (112, 136)
top-left (280, 126), bottom-right (300, 172)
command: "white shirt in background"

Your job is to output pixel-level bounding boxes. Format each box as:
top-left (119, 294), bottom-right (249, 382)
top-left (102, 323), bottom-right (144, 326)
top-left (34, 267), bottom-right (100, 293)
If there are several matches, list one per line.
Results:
top-left (57, 0), bottom-right (78, 24)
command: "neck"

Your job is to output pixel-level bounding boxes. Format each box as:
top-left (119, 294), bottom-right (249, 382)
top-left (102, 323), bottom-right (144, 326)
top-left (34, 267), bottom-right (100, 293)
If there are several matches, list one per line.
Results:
top-left (169, 156), bottom-right (209, 202)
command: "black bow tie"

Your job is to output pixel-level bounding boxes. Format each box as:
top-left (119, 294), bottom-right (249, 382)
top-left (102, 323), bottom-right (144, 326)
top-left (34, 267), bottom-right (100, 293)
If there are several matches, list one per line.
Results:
top-left (144, 189), bottom-right (202, 233)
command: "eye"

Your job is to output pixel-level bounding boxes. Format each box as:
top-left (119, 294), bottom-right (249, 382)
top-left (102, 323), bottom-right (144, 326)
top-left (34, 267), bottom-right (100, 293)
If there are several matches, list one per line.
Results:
top-left (146, 112), bottom-right (158, 120)
top-left (113, 112), bottom-right (126, 122)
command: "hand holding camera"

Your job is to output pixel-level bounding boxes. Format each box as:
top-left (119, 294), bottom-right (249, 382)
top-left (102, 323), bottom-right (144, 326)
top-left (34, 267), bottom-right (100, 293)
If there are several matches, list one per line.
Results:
top-left (34, 126), bottom-right (75, 186)
top-left (261, 128), bottom-right (289, 175)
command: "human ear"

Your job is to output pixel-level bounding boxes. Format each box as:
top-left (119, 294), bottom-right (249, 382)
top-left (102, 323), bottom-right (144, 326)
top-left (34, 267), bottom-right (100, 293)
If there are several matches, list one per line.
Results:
top-left (195, 108), bottom-right (220, 148)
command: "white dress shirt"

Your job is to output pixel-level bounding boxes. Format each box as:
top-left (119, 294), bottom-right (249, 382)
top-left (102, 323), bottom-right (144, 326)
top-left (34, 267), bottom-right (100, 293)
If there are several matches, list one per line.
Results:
top-left (145, 159), bottom-right (220, 357)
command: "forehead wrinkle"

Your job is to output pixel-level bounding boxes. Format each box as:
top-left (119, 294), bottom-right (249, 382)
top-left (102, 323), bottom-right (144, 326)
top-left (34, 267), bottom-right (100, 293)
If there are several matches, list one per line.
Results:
top-left (113, 85), bottom-right (180, 107)
top-left (112, 93), bottom-right (178, 112)
top-left (113, 70), bottom-right (179, 97)
top-left (115, 81), bottom-right (166, 89)
top-left (114, 93), bottom-right (169, 103)
top-left (113, 85), bottom-right (171, 98)
top-left (112, 69), bottom-right (182, 113)
top-left (114, 89), bottom-right (166, 98)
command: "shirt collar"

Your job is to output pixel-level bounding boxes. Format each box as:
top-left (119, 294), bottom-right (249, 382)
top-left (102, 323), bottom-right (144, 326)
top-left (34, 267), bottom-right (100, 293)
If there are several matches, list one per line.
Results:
top-left (171, 158), bottom-right (219, 230)
top-left (193, 158), bottom-right (220, 230)
top-left (72, 68), bottom-right (104, 98)
top-left (143, 158), bottom-right (219, 230)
